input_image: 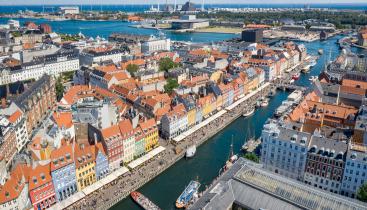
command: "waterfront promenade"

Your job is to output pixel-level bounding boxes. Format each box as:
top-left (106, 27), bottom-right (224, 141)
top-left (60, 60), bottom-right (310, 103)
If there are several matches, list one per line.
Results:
top-left (63, 82), bottom-right (271, 210)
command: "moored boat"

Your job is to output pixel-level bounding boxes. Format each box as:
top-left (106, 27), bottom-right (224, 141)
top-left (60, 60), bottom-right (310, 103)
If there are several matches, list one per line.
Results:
top-left (176, 180), bottom-right (201, 209)
top-left (260, 99), bottom-right (269, 107)
top-left (242, 108), bottom-right (255, 117)
top-left (131, 191), bottom-right (161, 210)
top-left (292, 73), bottom-right (300, 80)
top-left (318, 49), bottom-right (324, 55)
top-left (185, 145), bottom-right (196, 158)
top-left (301, 65), bottom-right (311, 73)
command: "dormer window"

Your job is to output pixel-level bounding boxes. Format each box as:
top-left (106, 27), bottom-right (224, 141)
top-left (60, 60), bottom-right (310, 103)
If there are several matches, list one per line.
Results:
top-left (40, 173), bottom-right (45, 180)
top-left (32, 177), bottom-right (37, 184)
top-left (351, 153), bottom-right (357, 160)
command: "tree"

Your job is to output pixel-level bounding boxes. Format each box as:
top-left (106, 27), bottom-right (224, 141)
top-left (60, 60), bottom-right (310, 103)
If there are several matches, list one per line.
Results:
top-left (357, 182), bottom-right (367, 202)
top-left (159, 57), bottom-right (178, 72)
top-left (126, 64), bottom-right (139, 77)
top-left (55, 77), bottom-right (64, 101)
top-left (243, 153), bottom-right (259, 163)
top-left (164, 78), bottom-right (179, 94)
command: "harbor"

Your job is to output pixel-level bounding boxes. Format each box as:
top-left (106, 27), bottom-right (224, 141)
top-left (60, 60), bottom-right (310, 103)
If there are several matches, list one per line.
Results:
top-left (0, 11), bottom-right (366, 210)
top-left (111, 34), bottom-right (366, 210)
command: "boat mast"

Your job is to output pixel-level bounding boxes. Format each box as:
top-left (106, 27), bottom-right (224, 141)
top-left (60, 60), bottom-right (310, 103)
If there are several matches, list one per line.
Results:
top-left (229, 135), bottom-right (234, 158)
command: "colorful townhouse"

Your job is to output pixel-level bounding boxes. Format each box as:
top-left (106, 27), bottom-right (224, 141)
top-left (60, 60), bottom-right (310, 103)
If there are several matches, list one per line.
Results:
top-left (50, 144), bottom-right (77, 202)
top-left (74, 143), bottom-right (96, 191)
top-left (101, 124), bottom-right (124, 170)
top-left (29, 164), bottom-right (56, 210)
top-left (198, 95), bottom-right (212, 119)
top-left (232, 77), bottom-right (245, 100)
top-left (218, 83), bottom-right (234, 108)
top-left (134, 126), bottom-right (146, 158)
top-left (119, 119), bottom-right (135, 163)
top-left (140, 118), bottom-right (159, 153)
top-left (161, 104), bottom-right (188, 140)
top-left (95, 142), bottom-right (109, 181)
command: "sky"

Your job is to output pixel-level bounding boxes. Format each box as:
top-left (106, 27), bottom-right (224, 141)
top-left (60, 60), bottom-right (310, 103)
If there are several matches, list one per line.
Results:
top-left (1, 0), bottom-right (366, 5)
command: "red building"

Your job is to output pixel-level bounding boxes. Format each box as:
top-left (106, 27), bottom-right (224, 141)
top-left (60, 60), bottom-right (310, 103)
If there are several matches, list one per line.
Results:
top-left (24, 21), bottom-right (38, 30)
top-left (0, 125), bottom-right (17, 166)
top-left (39, 23), bottom-right (52, 34)
top-left (29, 164), bottom-right (56, 210)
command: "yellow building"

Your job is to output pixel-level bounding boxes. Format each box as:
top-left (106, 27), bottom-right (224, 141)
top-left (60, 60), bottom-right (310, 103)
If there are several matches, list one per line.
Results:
top-left (208, 93), bottom-right (217, 113)
top-left (187, 108), bottom-right (197, 128)
top-left (215, 95), bottom-right (223, 110)
top-left (198, 96), bottom-right (212, 118)
top-left (140, 119), bottom-right (159, 152)
top-left (75, 143), bottom-right (96, 191)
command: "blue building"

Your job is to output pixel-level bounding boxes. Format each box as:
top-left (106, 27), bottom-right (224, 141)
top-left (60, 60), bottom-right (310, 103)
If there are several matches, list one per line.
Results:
top-left (50, 145), bottom-right (77, 202)
top-left (95, 143), bottom-right (109, 180)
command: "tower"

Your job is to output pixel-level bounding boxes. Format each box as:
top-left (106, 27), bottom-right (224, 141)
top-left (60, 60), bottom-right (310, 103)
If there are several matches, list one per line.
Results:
top-left (201, 0), bottom-right (205, 11)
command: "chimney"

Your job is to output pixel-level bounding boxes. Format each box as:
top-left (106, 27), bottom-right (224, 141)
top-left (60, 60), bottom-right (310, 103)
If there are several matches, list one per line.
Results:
top-left (1, 98), bottom-right (6, 109)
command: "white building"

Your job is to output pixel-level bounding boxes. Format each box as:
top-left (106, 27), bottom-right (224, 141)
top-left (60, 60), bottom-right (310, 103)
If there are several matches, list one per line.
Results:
top-left (261, 122), bottom-right (311, 180)
top-left (79, 48), bottom-right (126, 66)
top-left (141, 36), bottom-right (171, 54)
top-left (0, 50), bottom-right (79, 85)
top-left (59, 6), bottom-right (80, 15)
top-left (0, 102), bottom-right (29, 152)
top-left (160, 105), bottom-right (188, 140)
top-left (341, 144), bottom-right (367, 198)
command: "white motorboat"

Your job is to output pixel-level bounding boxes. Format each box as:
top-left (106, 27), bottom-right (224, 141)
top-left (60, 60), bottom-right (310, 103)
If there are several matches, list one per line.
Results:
top-left (185, 145), bottom-right (196, 158)
top-left (243, 108), bottom-right (255, 117)
top-left (260, 99), bottom-right (269, 107)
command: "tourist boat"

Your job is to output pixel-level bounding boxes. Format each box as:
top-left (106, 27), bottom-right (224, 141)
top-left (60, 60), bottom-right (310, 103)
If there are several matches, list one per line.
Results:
top-left (309, 59), bottom-right (317, 67)
top-left (309, 76), bottom-right (318, 82)
top-left (292, 73), bottom-right (300, 80)
top-left (176, 180), bottom-right (201, 209)
top-left (301, 65), bottom-right (311, 73)
top-left (260, 99), bottom-right (269, 107)
top-left (131, 191), bottom-right (161, 210)
top-left (242, 108), bottom-right (255, 117)
top-left (275, 101), bottom-right (293, 117)
top-left (268, 87), bottom-right (276, 97)
top-left (255, 100), bottom-right (261, 108)
top-left (318, 49), bottom-right (324, 55)
top-left (185, 145), bottom-right (196, 158)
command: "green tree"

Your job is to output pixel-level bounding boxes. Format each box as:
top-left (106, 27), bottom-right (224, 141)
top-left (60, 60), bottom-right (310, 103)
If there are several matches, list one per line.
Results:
top-left (164, 78), bottom-right (179, 94)
top-left (357, 182), bottom-right (367, 202)
top-left (55, 77), bottom-right (64, 101)
top-left (159, 57), bottom-right (178, 72)
top-left (126, 64), bottom-right (139, 77)
top-left (243, 153), bottom-right (259, 163)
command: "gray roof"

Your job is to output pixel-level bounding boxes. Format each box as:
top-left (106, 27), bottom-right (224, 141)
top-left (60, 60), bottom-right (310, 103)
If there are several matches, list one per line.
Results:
top-left (190, 158), bottom-right (367, 210)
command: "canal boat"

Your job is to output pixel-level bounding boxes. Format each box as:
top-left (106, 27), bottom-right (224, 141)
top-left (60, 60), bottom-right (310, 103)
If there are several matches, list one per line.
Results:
top-left (301, 64), bottom-right (311, 73)
top-left (241, 136), bottom-right (255, 151)
top-left (242, 108), bottom-right (255, 117)
top-left (292, 73), bottom-right (300, 80)
top-left (309, 59), bottom-right (317, 67)
top-left (185, 145), bottom-right (196, 158)
top-left (309, 76), bottom-right (318, 82)
top-left (275, 101), bottom-right (293, 117)
top-left (260, 98), bottom-right (269, 107)
top-left (176, 180), bottom-right (201, 209)
top-left (131, 191), bottom-right (161, 210)
top-left (318, 49), bottom-right (324, 55)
